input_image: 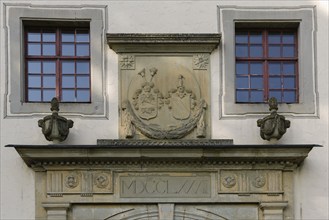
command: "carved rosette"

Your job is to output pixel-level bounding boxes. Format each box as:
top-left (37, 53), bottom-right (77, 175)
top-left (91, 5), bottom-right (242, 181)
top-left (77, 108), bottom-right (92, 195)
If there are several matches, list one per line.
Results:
top-left (65, 173), bottom-right (79, 189)
top-left (122, 67), bottom-right (207, 139)
top-left (219, 170), bottom-right (282, 194)
top-left (193, 54), bottom-right (209, 70)
top-left (252, 175), bottom-right (266, 188)
top-left (94, 173), bottom-right (110, 189)
top-left (120, 55), bottom-right (135, 70)
top-left (47, 171), bottom-right (113, 196)
top-left (222, 175), bottom-right (237, 188)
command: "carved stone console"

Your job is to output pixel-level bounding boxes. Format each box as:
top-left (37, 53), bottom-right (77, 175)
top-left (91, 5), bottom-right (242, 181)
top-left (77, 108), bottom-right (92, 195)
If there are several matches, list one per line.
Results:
top-left (7, 140), bottom-right (318, 220)
top-left (107, 34), bottom-right (220, 139)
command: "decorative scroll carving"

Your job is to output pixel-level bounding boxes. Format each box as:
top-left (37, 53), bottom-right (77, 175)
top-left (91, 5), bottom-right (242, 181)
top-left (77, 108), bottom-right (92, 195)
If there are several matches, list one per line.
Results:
top-left (120, 55), bottom-right (135, 69)
top-left (193, 54), bottom-right (210, 70)
top-left (122, 67), bottom-right (207, 139)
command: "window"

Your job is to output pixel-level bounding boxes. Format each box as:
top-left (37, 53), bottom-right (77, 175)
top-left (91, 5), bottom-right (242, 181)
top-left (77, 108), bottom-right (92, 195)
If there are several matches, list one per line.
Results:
top-left (25, 27), bottom-right (91, 102)
top-left (6, 6), bottom-right (106, 116)
top-left (219, 7), bottom-right (316, 116)
top-left (235, 29), bottom-right (298, 103)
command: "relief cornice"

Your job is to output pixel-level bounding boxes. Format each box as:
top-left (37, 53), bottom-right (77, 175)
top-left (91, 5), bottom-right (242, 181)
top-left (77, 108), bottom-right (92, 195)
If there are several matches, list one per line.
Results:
top-left (7, 143), bottom-right (318, 170)
top-left (107, 33), bottom-right (220, 53)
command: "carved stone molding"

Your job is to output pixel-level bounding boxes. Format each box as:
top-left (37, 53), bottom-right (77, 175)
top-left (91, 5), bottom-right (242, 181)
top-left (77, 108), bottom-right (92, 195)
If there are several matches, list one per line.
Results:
top-left (7, 143), bottom-right (318, 220)
top-left (219, 170), bottom-right (282, 194)
top-left (260, 202), bottom-right (288, 220)
top-left (42, 203), bottom-right (71, 220)
top-left (113, 34), bottom-right (217, 139)
top-left (47, 171), bottom-right (113, 197)
top-left (107, 33), bottom-right (221, 53)
top-left (121, 61), bottom-right (209, 139)
top-left (8, 142), bottom-right (317, 169)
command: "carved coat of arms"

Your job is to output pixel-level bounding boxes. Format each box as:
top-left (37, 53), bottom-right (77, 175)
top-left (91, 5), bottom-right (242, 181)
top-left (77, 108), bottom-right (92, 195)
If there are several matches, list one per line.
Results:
top-left (122, 67), bottom-right (206, 139)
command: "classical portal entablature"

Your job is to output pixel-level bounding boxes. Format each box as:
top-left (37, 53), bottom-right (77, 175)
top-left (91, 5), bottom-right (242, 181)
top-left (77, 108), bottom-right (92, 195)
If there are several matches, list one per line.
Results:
top-left (107, 33), bottom-right (220, 139)
top-left (7, 141), bottom-right (318, 220)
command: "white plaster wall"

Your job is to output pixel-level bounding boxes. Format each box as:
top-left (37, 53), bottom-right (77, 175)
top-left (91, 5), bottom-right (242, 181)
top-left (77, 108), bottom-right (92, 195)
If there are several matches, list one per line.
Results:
top-left (0, 0), bottom-right (328, 219)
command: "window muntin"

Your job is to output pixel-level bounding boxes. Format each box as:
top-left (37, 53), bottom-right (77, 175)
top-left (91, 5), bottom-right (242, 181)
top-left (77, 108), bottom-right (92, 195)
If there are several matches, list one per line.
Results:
top-left (25, 27), bottom-right (91, 103)
top-left (235, 29), bottom-right (298, 103)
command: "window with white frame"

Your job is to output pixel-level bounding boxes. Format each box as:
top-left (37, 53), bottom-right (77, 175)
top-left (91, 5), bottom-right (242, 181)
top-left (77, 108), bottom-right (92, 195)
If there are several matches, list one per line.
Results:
top-left (219, 7), bottom-right (317, 116)
top-left (235, 28), bottom-right (298, 103)
top-left (25, 26), bottom-right (91, 102)
top-left (6, 6), bottom-right (106, 116)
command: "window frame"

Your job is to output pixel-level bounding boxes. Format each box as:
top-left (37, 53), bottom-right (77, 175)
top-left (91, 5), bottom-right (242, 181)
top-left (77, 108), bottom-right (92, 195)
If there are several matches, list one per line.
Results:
top-left (6, 6), bottom-right (106, 116)
top-left (219, 6), bottom-right (317, 117)
top-left (235, 28), bottom-right (299, 104)
top-left (24, 26), bottom-right (91, 103)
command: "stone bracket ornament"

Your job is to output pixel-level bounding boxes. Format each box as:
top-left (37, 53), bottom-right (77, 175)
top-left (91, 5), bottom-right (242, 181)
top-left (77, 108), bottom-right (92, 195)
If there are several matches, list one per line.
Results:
top-left (38, 97), bottom-right (74, 143)
top-left (257, 97), bottom-right (290, 141)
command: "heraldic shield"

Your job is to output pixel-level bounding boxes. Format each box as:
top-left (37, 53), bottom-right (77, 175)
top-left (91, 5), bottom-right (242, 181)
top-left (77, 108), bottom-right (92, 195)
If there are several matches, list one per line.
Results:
top-left (137, 82), bottom-right (158, 120)
top-left (169, 75), bottom-right (192, 120)
top-left (123, 67), bottom-right (206, 139)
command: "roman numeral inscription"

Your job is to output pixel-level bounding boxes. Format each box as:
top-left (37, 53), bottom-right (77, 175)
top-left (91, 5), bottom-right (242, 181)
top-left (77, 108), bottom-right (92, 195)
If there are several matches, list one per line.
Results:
top-left (120, 174), bottom-right (211, 198)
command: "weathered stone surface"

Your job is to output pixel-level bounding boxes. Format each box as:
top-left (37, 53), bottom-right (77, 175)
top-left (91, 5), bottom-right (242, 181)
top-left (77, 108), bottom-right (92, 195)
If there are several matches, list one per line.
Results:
top-left (110, 34), bottom-right (218, 139)
top-left (107, 33), bottom-right (220, 53)
top-left (120, 173), bottom-right (211, 198)
top-left (7, 143), bottom-right (318, 220)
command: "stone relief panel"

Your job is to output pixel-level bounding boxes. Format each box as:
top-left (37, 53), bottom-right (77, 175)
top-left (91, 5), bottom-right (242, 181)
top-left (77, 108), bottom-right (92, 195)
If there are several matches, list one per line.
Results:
top-left (218, 170), bottom-right (283, 194)
top-left (47, 171), bottom-right (113, 197)
top-left (120, 55), bottom-right (210, 139)
top-left (119, 172), bottom-right (211, 199)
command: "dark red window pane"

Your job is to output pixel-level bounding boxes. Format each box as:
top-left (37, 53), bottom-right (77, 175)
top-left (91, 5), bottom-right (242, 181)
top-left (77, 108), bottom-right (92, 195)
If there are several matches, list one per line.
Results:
top-left (250, 62), bottom-right (263, 75)
top-left (42, 33), bottom-right (56, 42)
top-left (250, 77), bottom-right (263, 89)
top-left (77, 61), bottom-right (90, 74)
top-left (62, 61), bottom-right (75, 74)
top-left (28, 43), bottom-right (41, 55)
top-left (236, 90), bottom-right (249, 102)
top-left (250, 91), bottom-right (263, 102)
top-left (236, 62), bottom-right (248, 75)
top-left (61, 32), bottom-right (75, 42)
top-left (62, 44), bottom-right (75, 56)
top-left (236, 45), bottom-right (248, 57)
top-left (236, 76), bottom-right (249, 88)
top-left (249, 33), bottom-right (262, 44)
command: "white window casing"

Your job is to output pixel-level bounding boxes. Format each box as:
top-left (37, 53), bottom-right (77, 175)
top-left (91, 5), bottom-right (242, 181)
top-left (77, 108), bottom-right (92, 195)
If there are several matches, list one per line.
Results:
top-left (218, 6), bottom-right (317, 117)
top-left (5, 5), bottom-right (107, 117)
